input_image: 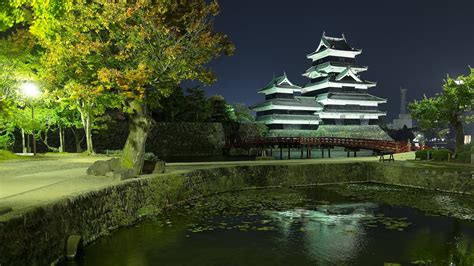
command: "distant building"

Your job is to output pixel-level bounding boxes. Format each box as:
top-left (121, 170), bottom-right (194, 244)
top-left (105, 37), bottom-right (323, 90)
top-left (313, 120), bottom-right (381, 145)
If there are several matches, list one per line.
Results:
top-left (390, 88), bottom-right (414, 129)
top-left (252, 73), bottom-right (322, 130)
top-left (302, 32), bottom-right (386, 125)
top-left (251, 33), bottom-right (391, 140)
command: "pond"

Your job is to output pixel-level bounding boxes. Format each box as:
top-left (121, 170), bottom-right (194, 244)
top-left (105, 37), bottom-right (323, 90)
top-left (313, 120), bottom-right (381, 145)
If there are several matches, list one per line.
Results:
top-left (64, 184), bottom-right (474, 265)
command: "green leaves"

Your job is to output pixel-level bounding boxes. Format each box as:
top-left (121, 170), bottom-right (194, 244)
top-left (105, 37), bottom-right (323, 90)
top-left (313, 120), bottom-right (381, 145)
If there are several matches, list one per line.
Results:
top-left (410, 69), bottom-right (474, 127)
top-left (0, 0), bottom-right (28, 32)
top-left (409, 68), bottom-right (474, 153)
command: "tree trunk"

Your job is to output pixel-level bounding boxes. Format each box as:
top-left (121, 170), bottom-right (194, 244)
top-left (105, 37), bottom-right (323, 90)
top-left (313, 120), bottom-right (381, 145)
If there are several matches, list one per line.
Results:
top-left (121, 101), bottom-right (155, 175)
top-left (59, 125), bottom-right (65, 153)
top-left (79, 103), bottom-right (95, 155)
top-left (21, 128), bottom-right (26, 153)
top-left (26, 130), bottom-right (31, 153)
top-left (43, 130), bottom-right (49, 149)
top-left (85, 115), bottom-right (94, 154)
top-left (71, 127), bottom-right (84, 153)
top-left (453, 119), bottom-right (464, 155)
top-left (40, 128), bottom-right (59, 152)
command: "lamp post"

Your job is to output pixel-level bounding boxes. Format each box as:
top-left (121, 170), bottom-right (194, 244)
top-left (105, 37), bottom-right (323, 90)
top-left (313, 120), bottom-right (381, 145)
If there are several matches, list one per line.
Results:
top-left (20, 82), bottom-right (40, 156)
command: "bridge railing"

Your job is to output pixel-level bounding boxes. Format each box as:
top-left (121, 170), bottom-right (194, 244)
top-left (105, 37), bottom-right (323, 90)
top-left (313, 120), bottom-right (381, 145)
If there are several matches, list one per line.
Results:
top-left (231, 136), bottom-right (410, 153)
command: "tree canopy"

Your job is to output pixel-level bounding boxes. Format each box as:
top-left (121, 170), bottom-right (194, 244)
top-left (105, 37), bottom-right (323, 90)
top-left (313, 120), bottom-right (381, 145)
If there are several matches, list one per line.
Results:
top-left (410, 68), bottom-right (474, 153)
top-left (0, 0), bottom-right (234, 173)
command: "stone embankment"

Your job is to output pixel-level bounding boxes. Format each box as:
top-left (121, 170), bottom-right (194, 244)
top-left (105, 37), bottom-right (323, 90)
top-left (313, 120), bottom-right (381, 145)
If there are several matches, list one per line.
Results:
top-left (1, 161), bottom-right (473, 265)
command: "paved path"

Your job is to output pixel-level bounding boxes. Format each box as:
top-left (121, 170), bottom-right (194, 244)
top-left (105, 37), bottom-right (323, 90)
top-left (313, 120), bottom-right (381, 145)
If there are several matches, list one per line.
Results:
top-left (0, 154), bottom-right (119, 211)
top-left (0, 152), bottom-right (416, 216)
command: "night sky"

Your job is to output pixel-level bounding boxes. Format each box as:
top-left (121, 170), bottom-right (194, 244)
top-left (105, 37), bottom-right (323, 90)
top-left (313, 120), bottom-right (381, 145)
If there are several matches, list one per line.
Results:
top-left (204, 0), bottom-right (474, 120)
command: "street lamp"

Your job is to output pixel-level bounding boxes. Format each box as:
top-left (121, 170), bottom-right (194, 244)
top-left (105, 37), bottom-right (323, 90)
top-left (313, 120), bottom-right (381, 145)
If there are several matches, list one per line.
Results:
top-left (20, 82), bottom-right (40, 156)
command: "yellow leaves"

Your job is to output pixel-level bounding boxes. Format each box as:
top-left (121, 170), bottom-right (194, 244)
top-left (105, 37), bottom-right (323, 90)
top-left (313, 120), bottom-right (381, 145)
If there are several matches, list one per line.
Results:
top-left (163, 46), bottom-right (180, 60)
top-left (209, 0), bottom-right (220, 16)
top-left (96, 63), bottom-right (150, 101)
top-left (30, 0), bottom-right (234, 111)
top-left (126, 7), bottom-right (134, 17)
top-left (97, 68), bottom-right (114, 84)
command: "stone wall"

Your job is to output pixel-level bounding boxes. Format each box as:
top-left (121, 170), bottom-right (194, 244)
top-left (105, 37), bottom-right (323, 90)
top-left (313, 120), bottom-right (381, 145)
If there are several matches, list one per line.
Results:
top-left (146, 122), bottom-right (225, 158)
top-left (2, 161), bottom-right (474, 265)
top-left (370, 163), bottom-right (474, 194)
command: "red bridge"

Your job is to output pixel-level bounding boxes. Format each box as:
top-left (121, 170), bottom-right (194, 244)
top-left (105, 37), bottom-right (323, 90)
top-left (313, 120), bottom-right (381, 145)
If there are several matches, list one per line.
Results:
top-left (228, 137), bottom-right (411, 159)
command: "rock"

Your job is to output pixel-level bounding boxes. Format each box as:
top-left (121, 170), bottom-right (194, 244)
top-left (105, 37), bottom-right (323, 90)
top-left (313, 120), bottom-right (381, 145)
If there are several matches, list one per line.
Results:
top-left (142, 160), bottom-right (156, 174)
top-left (113, 169), bottom-right (135, 181)
top-left (153, 161), bottom-right (166, 174)
top-left (108, 158), bottom-right (121, 172)
top-left (66, 235), bottom-right (83, 260)
top-left (86, 160), bottom-right (111, 176)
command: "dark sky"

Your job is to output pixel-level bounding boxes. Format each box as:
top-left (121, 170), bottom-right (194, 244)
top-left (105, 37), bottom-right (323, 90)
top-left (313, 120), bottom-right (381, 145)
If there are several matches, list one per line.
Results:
top-left (203, 0), bottom-right (474, 119)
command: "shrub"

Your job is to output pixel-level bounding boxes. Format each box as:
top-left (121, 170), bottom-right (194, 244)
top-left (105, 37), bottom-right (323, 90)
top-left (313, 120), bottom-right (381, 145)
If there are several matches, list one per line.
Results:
top-left (455, 151), bottom-right (471, 163)
top-left (144, 152), bottom-right (159, 162)
top-left (415, 150), bottom-right (429, 160)
top-left (0, 133), bottom-right (14, 150)
top-left (431, 149), bottom-right (452, 161)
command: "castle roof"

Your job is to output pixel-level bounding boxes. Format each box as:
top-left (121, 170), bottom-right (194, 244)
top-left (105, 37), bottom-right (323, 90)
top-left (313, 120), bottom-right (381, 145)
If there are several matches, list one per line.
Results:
top-left (251, 96), bottom-right (323, 110)
top-left (259, 73), bottom-right (301, 92)
top-left (307, 32), bottom-right (361, 58)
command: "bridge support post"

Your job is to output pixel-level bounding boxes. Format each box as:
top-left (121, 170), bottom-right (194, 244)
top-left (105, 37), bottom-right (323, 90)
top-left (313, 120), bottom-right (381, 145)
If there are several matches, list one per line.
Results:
top-left (270, 147), bottom-right (273, 157)
top-left (287, 146), bottom-right (291, 159)
top-left (328, 148), bottom-right (331, 158)
top-left (280, 146), bottom-right (283, 160)
top-left (321, 148), bottom-right (325, 158)
top-left (354, 151), bottom-right (357, 157)
top-left (347, 151), bottom-right (350, 157)
top-left (300, 146), bottom-right (303, 159)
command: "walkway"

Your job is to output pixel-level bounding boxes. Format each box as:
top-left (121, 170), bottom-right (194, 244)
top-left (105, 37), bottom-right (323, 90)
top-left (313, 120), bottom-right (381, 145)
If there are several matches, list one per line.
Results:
top-left (0, 154), bottom-right (117, 211)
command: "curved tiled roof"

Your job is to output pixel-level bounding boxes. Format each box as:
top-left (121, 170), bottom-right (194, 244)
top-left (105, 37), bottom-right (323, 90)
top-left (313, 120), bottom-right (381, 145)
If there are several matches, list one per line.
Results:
top-left (304, 76), bottom-right (376, 88)
top-left (259, 73), bottom-right (301, 92)
top-left (307, 33), bottom-right (361, 57)
top-left (256, 114), bottom-right (319, 122)
top-left (252, 96), bottom-right (323, 110)
top-left (322, 35), bottom-right (352, 51)
top-left (326, 92), bottom-right (386, 102)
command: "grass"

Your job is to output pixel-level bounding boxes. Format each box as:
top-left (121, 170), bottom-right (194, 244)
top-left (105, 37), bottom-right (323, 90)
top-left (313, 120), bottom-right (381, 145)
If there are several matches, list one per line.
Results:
top-left (412, 160), bottom-right (474, 170)
top-left (0, 150), bottom-right (21, 161)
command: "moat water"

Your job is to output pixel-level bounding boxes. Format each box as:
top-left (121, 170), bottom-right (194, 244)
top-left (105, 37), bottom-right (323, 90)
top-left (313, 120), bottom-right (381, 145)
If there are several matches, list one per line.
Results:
top-left (64, 184), bottom-right (474, 265)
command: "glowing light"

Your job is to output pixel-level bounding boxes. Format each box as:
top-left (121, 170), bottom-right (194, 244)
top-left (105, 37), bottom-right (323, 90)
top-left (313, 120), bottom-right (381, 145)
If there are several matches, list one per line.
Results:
top-left (20, 82), bottom-right (40, 98)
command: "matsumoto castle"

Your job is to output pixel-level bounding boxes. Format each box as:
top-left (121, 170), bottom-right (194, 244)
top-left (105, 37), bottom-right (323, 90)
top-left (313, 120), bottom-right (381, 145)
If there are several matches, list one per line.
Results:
top-left (252, 33), bottom-right (390, 140)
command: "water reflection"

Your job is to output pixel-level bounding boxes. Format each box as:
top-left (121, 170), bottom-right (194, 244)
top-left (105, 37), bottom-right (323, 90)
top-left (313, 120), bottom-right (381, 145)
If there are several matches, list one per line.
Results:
top-left (268, 203), bottom-right (376, 264)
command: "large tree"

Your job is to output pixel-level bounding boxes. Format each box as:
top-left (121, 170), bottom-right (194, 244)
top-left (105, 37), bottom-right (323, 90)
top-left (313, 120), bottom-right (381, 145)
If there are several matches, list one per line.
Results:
top-left (410, 68), bottom-right (474, 154)
top-left (93, 1), bottom-right (234, 173)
